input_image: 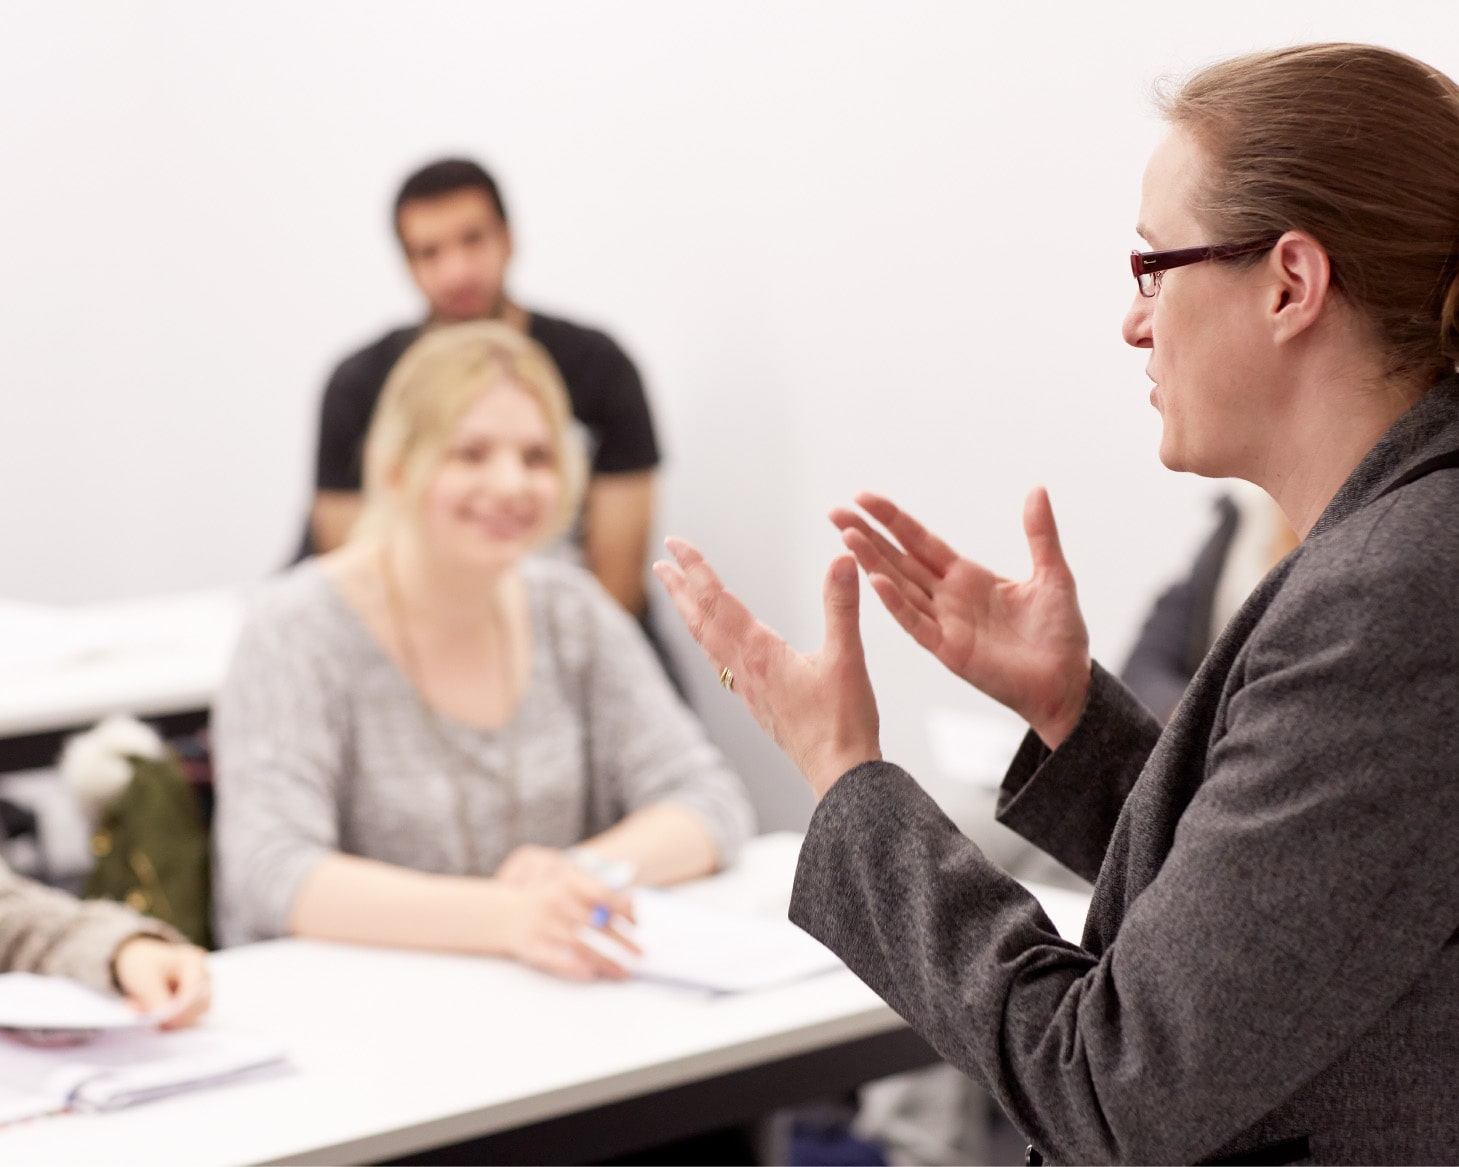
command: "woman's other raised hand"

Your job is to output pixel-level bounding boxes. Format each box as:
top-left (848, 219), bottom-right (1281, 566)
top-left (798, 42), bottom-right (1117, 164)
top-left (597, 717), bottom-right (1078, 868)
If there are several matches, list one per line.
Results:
top-left (829, 487), bottom-right (1091, 749)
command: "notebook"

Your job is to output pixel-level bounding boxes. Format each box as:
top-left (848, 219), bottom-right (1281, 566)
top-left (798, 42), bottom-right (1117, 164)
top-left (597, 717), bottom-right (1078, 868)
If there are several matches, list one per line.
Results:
top-left (0, 974), bottom-right (286, 1125)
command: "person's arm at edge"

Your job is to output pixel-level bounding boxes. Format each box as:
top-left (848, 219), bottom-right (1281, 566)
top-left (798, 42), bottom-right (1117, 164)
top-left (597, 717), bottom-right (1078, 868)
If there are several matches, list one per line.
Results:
top-left (582, 469), bottom-right (655, 616)
top-left (0, 860), bottom-right (207, 1025)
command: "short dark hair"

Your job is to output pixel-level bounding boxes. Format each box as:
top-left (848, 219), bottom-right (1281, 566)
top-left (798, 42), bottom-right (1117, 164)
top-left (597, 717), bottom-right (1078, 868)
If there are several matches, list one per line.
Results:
top-left (392, 158), bottom-right (509, 235)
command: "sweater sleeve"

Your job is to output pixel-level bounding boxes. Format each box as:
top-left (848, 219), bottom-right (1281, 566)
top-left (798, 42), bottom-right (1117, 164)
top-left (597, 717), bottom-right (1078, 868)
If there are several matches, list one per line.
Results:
top-left (0, 859), bottom-right (181, 992)
top-left (210, 582), bottom-right (352, 946)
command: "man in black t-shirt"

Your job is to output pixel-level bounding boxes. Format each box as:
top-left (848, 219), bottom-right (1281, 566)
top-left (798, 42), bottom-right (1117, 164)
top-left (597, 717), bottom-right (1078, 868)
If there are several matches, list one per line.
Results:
top-left (306, 158), bottom-right (661, 622)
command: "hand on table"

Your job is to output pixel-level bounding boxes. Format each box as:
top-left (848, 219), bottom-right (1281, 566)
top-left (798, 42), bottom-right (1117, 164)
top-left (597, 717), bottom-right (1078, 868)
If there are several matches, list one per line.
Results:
top-left (654, 542), bottom-right (881, 800)
top-left (495, 857), bottom-right (640, 982)
top-left (111, 936), bottom-right (211, 1029)
top-left (830, 487), bottom-right (1091, 748)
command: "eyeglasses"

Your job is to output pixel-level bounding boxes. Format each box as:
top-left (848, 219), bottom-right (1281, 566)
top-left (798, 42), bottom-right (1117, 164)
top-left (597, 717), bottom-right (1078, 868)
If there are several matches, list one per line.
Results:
top-left (1129, 239), bottom-right (1279, 297)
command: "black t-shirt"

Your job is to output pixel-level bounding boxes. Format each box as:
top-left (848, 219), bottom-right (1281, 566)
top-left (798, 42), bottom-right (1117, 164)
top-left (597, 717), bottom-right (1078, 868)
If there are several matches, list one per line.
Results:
top-left (313, 310), bottom-right (660, 492)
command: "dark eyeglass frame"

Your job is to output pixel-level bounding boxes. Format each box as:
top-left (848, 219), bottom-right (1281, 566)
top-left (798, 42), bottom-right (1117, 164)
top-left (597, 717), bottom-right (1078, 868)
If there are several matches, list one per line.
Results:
top-left (1129, 239), bottom-right (1280, 297)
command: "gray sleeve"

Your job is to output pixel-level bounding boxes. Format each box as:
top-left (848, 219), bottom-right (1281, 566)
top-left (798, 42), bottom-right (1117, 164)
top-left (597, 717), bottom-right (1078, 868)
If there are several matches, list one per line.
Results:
top-left (564, 574), bottom-right (755, 867)
top-left (0, 859), bottom-right (180, 993)
top-left (789, 539), bottom-right (1459, 1164)
top-left (996, 662), bottom-right (1162, 883)
top-left (210, 589), bottom-right (351, 946)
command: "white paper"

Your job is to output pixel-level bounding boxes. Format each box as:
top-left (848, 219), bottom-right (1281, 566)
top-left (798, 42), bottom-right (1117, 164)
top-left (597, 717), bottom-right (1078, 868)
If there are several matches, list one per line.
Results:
top-left (584, 889), bottom-right (845, 993)
top-left (0, 973), bottom-right (162, 1032)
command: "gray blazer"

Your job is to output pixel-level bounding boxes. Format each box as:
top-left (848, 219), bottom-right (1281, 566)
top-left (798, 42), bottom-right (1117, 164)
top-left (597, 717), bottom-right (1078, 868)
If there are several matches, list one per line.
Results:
top-left (791, 377), bottom-right (1459, 1165)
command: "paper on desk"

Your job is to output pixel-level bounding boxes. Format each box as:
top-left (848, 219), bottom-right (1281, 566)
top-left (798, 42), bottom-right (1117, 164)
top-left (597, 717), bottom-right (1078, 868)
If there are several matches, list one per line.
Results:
top-left (586, 889), bottom-right (845, 993)
top-left (0, 973), bottom-right (181, 1032)
top-left (0, 1025), bottom-right (287, 1124)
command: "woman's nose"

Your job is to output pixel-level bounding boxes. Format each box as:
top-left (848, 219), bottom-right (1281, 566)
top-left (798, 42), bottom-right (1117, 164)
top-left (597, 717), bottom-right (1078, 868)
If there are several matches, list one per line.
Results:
top-left (1122, 292), bottom-right (1154, 349)
top-left (483, 453), bottom-right (528, 492)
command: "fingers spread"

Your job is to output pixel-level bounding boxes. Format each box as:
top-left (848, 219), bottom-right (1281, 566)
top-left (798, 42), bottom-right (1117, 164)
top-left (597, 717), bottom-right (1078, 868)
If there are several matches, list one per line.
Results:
top-left (852, 493), bottom-right (959, 577)
top-left (838, 527), bottom-right (936, 625)
top-left (830, 509), bottom-right (939, 597)
top-left (867, 573), bottom-right (944, 654)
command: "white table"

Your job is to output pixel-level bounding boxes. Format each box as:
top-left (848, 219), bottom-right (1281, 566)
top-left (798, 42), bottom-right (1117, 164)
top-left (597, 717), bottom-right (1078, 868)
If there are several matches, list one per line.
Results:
top-left (0, 832), bottom-right (1090, 1166)
top-left (0, 588), bottom-right (242, 771)
top-left (0, 833), bottom-right (960, 1166)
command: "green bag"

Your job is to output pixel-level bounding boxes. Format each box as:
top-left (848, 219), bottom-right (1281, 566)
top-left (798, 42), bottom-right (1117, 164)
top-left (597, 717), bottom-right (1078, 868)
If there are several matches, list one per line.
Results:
top-left (84, 752), bottom-right (213, 949)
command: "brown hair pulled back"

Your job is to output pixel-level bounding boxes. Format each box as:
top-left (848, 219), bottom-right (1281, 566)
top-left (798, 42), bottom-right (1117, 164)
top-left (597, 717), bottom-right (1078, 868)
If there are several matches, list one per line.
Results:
top-left (1161, 43), bottom-right (1459, 384)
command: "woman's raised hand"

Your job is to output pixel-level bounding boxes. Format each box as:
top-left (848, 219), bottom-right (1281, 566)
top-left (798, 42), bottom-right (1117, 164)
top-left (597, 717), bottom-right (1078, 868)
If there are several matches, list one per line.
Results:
top-left (655, 545), bottom-right (881, 799)
top-left (830, 487), bottom-right (1091, 749)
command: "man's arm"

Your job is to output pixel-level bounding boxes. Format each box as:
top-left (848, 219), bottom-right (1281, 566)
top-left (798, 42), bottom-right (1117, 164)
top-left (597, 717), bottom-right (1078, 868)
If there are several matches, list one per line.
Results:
top-left (309, 491), bottom-right (364, 555)
top-left (583, 470), bottom-right (655, 615)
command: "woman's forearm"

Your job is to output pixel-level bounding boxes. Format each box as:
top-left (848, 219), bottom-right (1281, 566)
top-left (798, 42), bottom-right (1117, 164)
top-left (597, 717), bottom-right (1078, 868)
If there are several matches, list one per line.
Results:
top-left (287, 853), bottom-right (512, 953)
top-left (580, 802), bottom-right (722, 886)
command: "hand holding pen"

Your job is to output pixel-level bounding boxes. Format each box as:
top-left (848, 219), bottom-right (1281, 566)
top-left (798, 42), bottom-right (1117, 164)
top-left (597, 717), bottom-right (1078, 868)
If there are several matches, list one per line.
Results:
top-left (494, 845), bottom-right (639, 981)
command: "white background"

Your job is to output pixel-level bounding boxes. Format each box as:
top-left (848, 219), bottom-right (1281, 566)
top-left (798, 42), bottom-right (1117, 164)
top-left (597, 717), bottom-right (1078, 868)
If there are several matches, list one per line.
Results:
top-left (2, 1), bottom-right (1453, 828)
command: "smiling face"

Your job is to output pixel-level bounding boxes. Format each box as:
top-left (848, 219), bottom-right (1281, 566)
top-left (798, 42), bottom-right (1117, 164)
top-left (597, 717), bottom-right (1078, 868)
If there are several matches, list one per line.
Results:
top-left (1122, 129), bottom-right (1279, 478)
top-left (418, 381), bottom-right (564, 571)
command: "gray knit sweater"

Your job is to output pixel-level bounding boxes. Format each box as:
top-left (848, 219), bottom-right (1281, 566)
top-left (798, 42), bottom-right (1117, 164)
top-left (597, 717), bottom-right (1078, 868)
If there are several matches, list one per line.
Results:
top-left (211, 557), bottom-right (755, 947)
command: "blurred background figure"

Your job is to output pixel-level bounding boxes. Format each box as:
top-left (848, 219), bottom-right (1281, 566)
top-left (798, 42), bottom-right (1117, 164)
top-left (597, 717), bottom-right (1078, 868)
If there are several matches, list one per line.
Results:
top-left (303, 158), bottom-right (664, 638)
top-left (1121, 482), bottom-right (1297, 723)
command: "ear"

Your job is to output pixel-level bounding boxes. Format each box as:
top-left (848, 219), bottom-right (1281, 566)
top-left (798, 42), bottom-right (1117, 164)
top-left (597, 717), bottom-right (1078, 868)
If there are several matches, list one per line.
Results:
top-left (1265, 230), bottom-right (1332, 344)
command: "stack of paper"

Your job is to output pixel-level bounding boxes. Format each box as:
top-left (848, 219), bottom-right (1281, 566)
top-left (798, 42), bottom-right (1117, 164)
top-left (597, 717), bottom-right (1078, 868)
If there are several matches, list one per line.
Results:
top-left (0, 974), bottom-right (286, 1125)
top-left (587, 889), bottom-right (846, 993)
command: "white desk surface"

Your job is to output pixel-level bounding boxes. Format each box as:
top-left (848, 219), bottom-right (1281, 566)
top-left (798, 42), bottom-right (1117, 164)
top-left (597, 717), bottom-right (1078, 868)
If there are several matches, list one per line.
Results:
top-left (0, 588), bottom-right (243, 739)
top-left (0, 832), bottom-right (1090, 1166)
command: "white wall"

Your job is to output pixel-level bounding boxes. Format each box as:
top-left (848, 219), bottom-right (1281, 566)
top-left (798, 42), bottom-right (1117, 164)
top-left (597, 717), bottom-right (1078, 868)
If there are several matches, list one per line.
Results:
top-left (2, 0), bottom-right (1454, 829)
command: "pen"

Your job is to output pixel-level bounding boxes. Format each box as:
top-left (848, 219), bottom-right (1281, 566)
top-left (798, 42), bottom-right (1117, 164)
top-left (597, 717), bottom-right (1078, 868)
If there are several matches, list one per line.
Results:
top-left (568, 848), bottom-right (636, 929)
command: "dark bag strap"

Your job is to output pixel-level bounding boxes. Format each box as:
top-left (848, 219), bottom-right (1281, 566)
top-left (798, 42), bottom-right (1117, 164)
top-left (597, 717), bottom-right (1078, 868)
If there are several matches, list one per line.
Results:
top-left (1375, 448), bottom-right (1459, 500)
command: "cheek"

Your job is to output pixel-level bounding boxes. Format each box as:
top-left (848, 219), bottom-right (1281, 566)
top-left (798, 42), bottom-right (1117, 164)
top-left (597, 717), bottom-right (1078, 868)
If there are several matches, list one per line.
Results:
top-left (533, 470), bottom-right (565, 512)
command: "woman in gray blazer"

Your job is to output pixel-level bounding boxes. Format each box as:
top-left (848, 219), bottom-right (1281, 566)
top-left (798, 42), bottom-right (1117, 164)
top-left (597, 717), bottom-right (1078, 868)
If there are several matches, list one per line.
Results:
top-left (657, 43), bottom-right (1459, 1165)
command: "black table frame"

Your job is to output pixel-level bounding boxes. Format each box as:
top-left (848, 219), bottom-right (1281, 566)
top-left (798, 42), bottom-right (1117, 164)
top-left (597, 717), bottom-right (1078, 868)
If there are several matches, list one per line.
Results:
top-left (388, 1027), bottom-right (938, 1165)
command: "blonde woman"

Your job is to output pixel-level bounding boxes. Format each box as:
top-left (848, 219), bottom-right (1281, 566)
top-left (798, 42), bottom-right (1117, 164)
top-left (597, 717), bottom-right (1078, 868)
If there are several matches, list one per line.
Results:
top-left (212, 322), bottom-right (753, 979)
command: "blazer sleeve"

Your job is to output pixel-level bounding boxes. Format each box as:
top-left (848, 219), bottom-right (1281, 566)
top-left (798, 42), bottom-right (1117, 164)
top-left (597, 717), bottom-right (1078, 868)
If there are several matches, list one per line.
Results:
top-left (994, 662), bottom-right (1162, 883)
top-left (789, 525), bottom-right (1459, 1164)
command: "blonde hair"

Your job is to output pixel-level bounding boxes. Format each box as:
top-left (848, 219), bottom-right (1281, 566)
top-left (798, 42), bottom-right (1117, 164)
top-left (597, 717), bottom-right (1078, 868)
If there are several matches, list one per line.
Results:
top-left (1160, 43), bottom-right (1459, 383)
top-left (353, 321), bottom-right (587, 544)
